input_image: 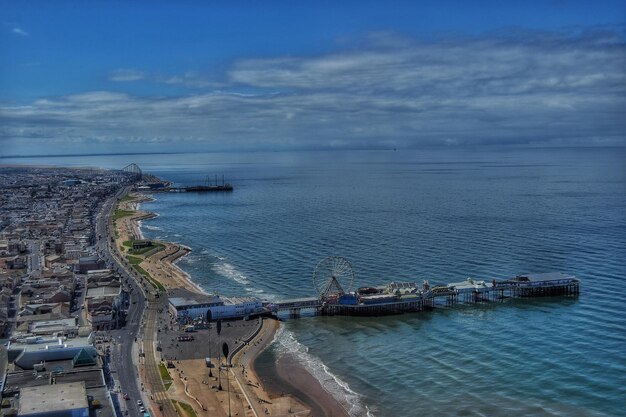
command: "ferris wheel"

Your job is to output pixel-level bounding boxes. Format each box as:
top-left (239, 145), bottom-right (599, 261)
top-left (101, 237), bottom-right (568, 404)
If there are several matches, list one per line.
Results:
top-left (313, 256), bottom-right (355, 298)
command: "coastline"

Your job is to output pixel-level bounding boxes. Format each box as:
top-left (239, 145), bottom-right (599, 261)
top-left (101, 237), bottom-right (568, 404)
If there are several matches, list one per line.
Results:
top-left (116, 193), bottom-right (201, 294)
top-left (126, 190), bottom-right (352, 417)
top-left (254, 347), bottom-right (351, 417)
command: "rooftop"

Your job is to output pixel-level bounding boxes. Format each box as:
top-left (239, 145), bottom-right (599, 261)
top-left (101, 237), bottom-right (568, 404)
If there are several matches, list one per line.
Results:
top-left (447, 278), bottom-right (491, 291)
top-left (168, 288), bottom-right (221, 307)
top-left (18, 381), bottom-right (88, 415)
top-left (224, 296), bottom-right (261, 305)
top-left (86, 286), bottom-right (120, 298)
top-left (515, 272), bottom-right (578, 282)
top-left (6, 367), bottom-right (104, 392)
top-left (9, 335), bottom-right (93, 353)
top-left (30, 318), bottom-right (78, 333)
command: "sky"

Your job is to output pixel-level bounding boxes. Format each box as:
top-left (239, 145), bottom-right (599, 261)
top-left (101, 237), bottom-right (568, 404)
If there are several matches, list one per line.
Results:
top-left (1, 1), bottom-right (625, 156)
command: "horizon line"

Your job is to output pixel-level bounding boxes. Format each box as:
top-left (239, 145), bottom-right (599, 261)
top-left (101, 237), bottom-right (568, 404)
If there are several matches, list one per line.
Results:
top-left (3, 143), bottom-right (626, 159)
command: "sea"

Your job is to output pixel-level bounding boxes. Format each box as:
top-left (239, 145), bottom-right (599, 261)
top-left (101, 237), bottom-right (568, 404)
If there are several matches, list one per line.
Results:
top-left (4, 146), bottom-right (625, 416)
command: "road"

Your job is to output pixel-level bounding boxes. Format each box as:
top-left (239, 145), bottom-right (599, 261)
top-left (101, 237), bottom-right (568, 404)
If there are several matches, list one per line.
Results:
top-left (141, 295), bottom-right (177, 417)
top-left (95, 187), bottom-right (145, 417)
top-left (95, 186), bottom-right (177, 417)
top-left (26, 239), bottom-right (42, 276)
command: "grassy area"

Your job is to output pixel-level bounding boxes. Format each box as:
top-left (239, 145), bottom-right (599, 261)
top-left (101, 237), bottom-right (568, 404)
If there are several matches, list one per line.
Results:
top-left (172, 400), bottom-right (198, 417)
top-left (120, 194), bottom-right (137, 202)
top-left (158, 363), bottom-right (173, 390)
top-left (126, 255), bottom-right (143, 265)
top-left (131, 244), bottom-right (164, 256)
top-left (126, 255), bottom-right (166, 292)
top-left (149, 276), bottom-right (166, 292)
top-left (142, 269), bottom-right (166, 292)
top-left (113, 209), bottom-right (135, 220)
top-left (122, 239), bottom-right (165, 255)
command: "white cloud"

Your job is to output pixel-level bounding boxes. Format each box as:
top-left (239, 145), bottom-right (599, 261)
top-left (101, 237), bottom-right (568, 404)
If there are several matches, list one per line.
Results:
top-left (159, 71), bottom-right (224, 88)
top-left (12, 27), bottom-right (28, 36)
top-left (108, 69), bottom-right (145, 82)
top-left (2, 27), bottom-right (625, 153)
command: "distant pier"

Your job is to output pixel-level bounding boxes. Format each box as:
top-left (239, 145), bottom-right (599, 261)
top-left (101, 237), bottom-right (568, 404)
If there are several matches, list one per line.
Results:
top-left (169, 184), bottom-right (233, 192)
top-left (141, 174), bottom-right (234, 193)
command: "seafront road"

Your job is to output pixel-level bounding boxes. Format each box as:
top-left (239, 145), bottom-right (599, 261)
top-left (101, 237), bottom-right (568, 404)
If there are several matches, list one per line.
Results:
top-left (97, 186), bottom-right (176, 417)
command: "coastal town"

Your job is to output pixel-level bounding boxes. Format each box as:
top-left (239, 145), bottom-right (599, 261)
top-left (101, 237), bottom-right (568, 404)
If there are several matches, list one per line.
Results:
top-left (0, 166), bottom-right (323, 417)
top-left (0, 165), bottom-right (584, 417)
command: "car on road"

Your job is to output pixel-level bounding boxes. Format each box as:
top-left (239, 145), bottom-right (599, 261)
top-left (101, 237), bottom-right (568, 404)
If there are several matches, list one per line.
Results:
top-left (137, 400), bottom-right (143, 406)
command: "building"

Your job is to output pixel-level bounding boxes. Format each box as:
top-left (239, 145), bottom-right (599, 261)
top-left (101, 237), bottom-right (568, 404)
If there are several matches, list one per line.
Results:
top-left (74, 256), bottom-right (105, 274)
top-left (28, 317), bottom-right (80, 337)
top-left (131, 240), bottom-right (152, 250)
top-left (7, 335), bottom-right (96, 369)
top-left (18, 382), bottom-right (89, 417)
top-left (168, 289), bottom-right (223, 321)
top-left (168, 288), bottom-right (265, 322)
top-left (83, 272), bottom-right (122, 330)
top-left (2, 349), bottom-right (114, 417)
top-left (512, 272), bottom-right (579, 286)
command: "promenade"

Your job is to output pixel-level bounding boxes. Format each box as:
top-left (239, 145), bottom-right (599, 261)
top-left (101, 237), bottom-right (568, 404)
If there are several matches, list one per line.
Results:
top-left (107, 188), bottom-right (310, 417)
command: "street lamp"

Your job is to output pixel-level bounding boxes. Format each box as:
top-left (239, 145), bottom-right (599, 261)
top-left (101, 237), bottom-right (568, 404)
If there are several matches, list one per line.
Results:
top-left (217, 319), bottom-right (222, 391)
top-left (208, 321), bottom-right (213, 377)
top-left (223, 342), bottom-right (231, 417)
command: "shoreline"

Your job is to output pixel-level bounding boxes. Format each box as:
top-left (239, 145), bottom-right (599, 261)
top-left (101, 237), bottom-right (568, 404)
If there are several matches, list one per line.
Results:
top-left (124, 189), bottom-right (354, 416)
top-left (253, 342), bottom-right (351, 417)
top-left (116, 192), bottom-right (202, 295)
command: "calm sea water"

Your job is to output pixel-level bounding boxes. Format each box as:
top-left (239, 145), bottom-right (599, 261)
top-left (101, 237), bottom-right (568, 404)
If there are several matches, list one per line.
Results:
top-left (5, 147), bottom-right (625, 416)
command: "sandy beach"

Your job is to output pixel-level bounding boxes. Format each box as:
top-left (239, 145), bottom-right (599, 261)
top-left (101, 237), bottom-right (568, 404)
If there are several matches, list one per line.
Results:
top-left (116, 190), bottom-right (349, 417)
top-left (114, 193), bottom-right (200, 294)
top-left (251, 335), bottom-right (350, 417)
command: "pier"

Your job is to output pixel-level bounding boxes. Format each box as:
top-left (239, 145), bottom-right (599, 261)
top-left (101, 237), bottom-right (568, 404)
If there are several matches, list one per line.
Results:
top-left (168, 184), bottom-right (233, 192)
top-left (273, 297), bottom-right (321, 317)
top-left (268, 259), bottom-right (580, 318)
top-left (169, 174), bottom-right (233, 192)
top-left (167, 257), bottom-right (580, 323)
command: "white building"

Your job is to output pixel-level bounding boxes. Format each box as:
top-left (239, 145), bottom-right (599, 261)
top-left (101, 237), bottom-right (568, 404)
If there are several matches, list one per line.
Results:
top-left (168, 288), bottom-right (265, 321)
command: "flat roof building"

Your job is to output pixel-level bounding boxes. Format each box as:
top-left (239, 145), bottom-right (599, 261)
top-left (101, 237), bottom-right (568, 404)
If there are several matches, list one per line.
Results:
top-left (168, 288), bottom-right (265, 321)
top-left (18, 381), bottom-right (89, 417)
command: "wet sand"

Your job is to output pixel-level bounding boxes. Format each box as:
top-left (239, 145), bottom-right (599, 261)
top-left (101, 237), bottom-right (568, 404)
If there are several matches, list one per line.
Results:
top-left (252, 329), bottom-right (350, 417)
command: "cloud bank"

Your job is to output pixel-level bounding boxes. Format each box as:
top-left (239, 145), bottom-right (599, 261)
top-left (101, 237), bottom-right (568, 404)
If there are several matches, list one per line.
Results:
top-left (2, 27), bottom-right (625, 155)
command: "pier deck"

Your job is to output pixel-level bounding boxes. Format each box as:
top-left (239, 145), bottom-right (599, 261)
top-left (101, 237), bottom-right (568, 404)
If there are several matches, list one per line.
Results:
top-left (271, 272), bottom-right (580, 318)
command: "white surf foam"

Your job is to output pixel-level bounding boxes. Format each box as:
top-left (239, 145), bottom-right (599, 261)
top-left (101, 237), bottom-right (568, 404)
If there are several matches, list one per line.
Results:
top-left (144, 225), bottom-right (162, 231)
top-left (136, 220), bottom-right (145, 240)
top-left (275, 329), bottom-right (374, 417)
top-left (245, 287), bottom-right (265, 294)
top-left (213, 260), bottom-right (251, 285)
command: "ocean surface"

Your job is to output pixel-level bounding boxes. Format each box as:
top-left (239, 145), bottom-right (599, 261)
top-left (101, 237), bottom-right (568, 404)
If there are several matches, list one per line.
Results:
top-left (5, 147), bottom-right (626, 416)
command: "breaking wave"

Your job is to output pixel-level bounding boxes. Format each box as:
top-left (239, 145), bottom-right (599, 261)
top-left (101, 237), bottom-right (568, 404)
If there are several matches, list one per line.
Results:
top-left (275, 328), bottom-right (374, 417)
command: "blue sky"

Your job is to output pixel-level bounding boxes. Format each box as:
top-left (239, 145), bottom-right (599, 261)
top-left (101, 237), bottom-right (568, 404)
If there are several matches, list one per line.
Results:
top-left (1, 1), bottom-right (625, 155)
